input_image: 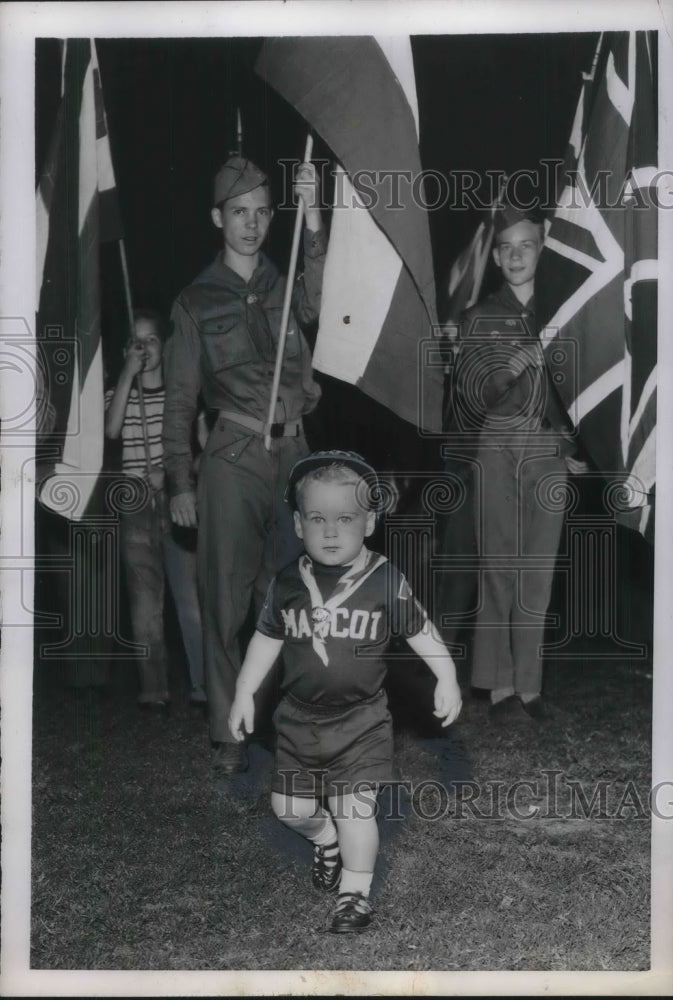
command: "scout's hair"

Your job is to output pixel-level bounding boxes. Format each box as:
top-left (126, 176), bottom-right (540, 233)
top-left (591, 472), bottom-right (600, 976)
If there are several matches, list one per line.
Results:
top-left (294, 464), bottom-right (366, 512)
top-left (494, 220), bottom-right (544, 246)
top-left (128, 307), bottom-right (168, 345)
top-left (286, 450), bottom-right (381, 513)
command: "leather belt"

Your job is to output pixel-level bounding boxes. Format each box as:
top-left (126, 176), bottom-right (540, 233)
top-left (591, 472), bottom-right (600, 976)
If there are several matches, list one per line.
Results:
top-left (218, 409), bottom-right (302, 439)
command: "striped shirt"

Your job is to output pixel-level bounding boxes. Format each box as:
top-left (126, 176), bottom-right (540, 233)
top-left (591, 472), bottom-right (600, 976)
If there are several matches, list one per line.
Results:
top-left (104, 384), bottom-right (164, 478)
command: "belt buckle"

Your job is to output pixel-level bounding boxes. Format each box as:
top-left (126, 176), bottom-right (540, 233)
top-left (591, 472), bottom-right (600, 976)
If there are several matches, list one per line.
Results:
top-left (270, 422), bottom-right (284, 439)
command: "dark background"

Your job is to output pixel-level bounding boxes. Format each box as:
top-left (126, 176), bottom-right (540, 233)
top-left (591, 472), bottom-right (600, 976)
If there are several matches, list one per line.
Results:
top-left (35, 32), bottom-right (600, 470)
top-left (36, 33), bottom-right (599, 344)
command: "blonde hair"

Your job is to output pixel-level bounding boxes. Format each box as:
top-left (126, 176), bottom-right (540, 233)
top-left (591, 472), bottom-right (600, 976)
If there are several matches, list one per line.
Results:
top-left (295, 464), bottom-right (364, 511)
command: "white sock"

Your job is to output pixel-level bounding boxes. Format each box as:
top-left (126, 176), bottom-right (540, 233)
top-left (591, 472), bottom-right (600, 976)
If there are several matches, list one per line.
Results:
top-left (490, 687), bottom-right (515, 705)
top-left (518, 691), bottom-right (540, 704)
top-left (339, 868), bottom-right (373, 897)
top-left (310, 814), bottom-right (339, 848)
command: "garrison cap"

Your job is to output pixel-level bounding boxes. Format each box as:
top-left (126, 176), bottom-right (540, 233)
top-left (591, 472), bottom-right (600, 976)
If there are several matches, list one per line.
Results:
top-left (285, 450), bottom-right (381, 512)
top-left (213, 156), bottom-right (268, 205)
top-left (494, 201), bottom-right (544, 235)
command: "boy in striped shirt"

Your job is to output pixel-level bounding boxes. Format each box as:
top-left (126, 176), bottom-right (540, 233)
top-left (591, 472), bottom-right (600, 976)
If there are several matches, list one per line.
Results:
top-left (105, 309), bottom-right (205, 711)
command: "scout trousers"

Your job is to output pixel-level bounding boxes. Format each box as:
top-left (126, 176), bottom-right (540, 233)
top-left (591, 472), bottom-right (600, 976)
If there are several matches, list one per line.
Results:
top-left (198, 417), bottom-right (308, 744)
top-left (471, 431), bottom-right (568, 694)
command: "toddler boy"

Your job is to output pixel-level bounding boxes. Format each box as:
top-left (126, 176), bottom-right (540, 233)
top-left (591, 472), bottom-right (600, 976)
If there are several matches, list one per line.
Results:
top-left (229, 451), bottom-right (462, 933)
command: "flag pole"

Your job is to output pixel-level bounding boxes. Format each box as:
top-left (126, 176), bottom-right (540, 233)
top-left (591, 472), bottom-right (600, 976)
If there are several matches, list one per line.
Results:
top-left (470, 173), bottom-right (508, 308)
top-left (583, 32), bottom-right (604, 83)
top-left (235, 108), bottom-right (243, 156)
top-left (91, 41), bottom-right (155, 507)
top-left (468, 226), bottom-right (494, 314)
top-left (264, 133), bottom-right (314, 451)
top-left (118, 238), bottom-right (156, 508)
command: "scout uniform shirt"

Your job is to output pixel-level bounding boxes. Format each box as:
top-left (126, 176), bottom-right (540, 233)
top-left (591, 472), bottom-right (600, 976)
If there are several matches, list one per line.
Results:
top-left (162, 230), bottom-right (326, 498)
top-left (455, 282), bottom-right (571, 434)
top-left (257, 551), bottom-right (428, 706)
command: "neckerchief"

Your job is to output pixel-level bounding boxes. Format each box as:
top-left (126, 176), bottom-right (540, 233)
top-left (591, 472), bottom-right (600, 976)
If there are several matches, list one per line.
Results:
top-left (298, 547), bottom-right (387, 666)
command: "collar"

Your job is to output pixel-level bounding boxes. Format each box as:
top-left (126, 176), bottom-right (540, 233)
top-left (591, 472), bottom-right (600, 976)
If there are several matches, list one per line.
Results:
top-left (497, 281), bottom-right (535, 318)
top-left (297, 547), bottom-right (387, 666)
top-left (195, 249), bottom-right (280, 297)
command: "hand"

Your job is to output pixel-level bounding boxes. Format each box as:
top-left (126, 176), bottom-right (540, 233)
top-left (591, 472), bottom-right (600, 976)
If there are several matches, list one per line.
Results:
top-left (508, 343), bottom-right (543, 377)
top-left (169, 491), bottom-right (198, 527)
top-left (294, 161), bottom-right (320, 214)
top-left (565, 455), bottom-right (590, 475)
top-left (122, 340), bottom-right (147, 377)
top-left (229, 692), bottom-right (255, 742)
top-left (147, 467), bottom-right (165, 493)
top-left (433, 678), bottom-right (463, 728)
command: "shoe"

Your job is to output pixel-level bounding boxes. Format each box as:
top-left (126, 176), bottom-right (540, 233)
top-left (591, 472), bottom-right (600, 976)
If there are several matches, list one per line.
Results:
top-left (520, 695), bottom-right (551, 722)
top-left (212, 742), bottom-right (248, 777)
top-left (312, 842), bottom-right (342, 893)
top-left (138, 700), bottom-right (171, 717)
top-left (488, 694), bottom-right (531, 724)
top-left (189, 697), bottom-right (208, 718)
top-left (329, 892), bottom-right (373, 934)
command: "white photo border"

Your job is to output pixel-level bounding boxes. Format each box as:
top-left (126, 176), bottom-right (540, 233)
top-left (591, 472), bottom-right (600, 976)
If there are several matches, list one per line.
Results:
top-left (1, 1), bottom-right (672, 996)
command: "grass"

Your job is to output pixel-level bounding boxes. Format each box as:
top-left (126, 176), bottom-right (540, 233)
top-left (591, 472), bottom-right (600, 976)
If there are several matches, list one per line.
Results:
top-left (30, 627), bottom-right (652, 972)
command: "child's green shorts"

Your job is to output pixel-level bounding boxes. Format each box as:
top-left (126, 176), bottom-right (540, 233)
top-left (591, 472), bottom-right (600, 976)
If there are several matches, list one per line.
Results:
top-left (271, 688), bottom-right (398, 799)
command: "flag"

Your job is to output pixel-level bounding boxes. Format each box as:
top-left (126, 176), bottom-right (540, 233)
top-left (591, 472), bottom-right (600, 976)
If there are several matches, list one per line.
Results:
top-left (442, 218), bottom-right (495, 323)
top-left (36, 39), bottom-right (122, 521)
top-left (536, 32), bottom-right (657, 538)
top-left (256, 36), bottom-right (442, 432)
top-left (441, 181), bottom-right (507, 324)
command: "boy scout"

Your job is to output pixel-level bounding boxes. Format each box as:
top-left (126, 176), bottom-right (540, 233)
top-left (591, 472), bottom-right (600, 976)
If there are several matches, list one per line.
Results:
top-left (456, 204), bottom-right (586, 722)
top-left (163, 156), bottom-right (326, 776)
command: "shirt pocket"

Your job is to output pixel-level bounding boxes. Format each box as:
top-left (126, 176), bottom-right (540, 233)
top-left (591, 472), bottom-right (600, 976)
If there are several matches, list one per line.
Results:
top-left (200, 315), bottom-right (257, 373)
top-left (205, 420), bottom-right (254, 466)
